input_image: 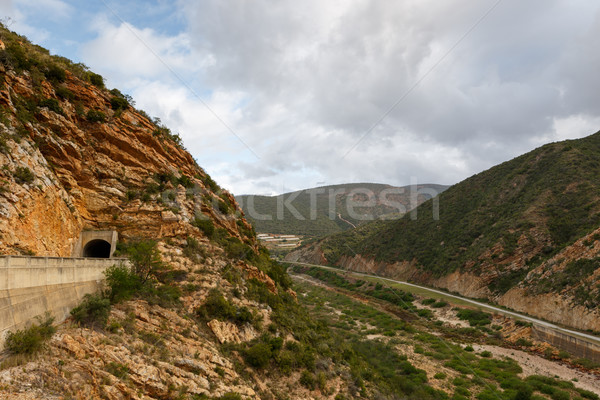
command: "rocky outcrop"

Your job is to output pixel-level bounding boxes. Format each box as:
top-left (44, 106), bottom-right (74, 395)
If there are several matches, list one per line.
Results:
top-left (207, 319), bottom-right (258, 344)
top-left (0, 63), bottom-right (255, 256)
top-left (0, 30), bottom-right (267, 399)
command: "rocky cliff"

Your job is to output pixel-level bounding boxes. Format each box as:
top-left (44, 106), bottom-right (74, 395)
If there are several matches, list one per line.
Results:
top-left (0, 26), bottom-right (337, 400)
top-left (0, 39), bottom-right (253, 256)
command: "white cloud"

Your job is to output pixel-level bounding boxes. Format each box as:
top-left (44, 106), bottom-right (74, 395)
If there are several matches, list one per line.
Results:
top-left (72, 1), bottom-right (600, 195)
top-left (81, 18), bottom-right (199, 83)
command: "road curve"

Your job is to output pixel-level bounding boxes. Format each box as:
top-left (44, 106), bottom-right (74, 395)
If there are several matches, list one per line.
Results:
top-left (282, 260), bottom-right (600, 345)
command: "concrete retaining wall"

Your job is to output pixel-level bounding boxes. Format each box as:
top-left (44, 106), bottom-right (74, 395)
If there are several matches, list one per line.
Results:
top-left (0, 256), bottom-right (123, 347)
top-left (532, 324), bottom-right (600, 363)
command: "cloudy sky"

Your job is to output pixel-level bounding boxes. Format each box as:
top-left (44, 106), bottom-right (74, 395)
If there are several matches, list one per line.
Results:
top-left (1, 0), bottom-right (600, 195)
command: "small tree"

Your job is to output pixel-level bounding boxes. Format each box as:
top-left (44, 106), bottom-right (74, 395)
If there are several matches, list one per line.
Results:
top-left (127, 240), bottom-right (164, 284)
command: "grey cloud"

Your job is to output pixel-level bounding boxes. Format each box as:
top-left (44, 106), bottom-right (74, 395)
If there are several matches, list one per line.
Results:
top-left (87, 1), bottom-right (600, 194)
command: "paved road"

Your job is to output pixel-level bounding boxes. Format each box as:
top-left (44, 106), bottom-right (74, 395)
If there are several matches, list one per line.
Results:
top-left (283, 260), bottom-right (600, 345)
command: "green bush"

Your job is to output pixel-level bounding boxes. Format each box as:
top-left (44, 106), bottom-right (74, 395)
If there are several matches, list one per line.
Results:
top-left (182, 237), bottom-right (208, 263)
top-left (142, 283), bottom-right (181, 308)
top-left (13, 166), bottom-right (34, 184)
top-left (244, 342), bottom-right (272, 368)
top-left (577, 388), bottom-right (599, 400)
top-left (43, 64), bottom-right (66, 83)
top-left (88, 72), bottom-right (104, 88)
top-left (105, 361), bottom-right (129, 379)
top-left (515, 338), bottom-right (533, 347)
top-left (456, 309), bottom-right (492, 326)
top-left (54, 86), bottom-right (74, 100)
top-left (86, 109), bottom-right (106, 123)
top-left (126, 240), bottom-right (164, 284)
top-left (218, 199), bottom-right (231, 215)
top-left (218, 394), bottom-right (242, 400)
top-left (192, 217), bottom-right (215, 239)
top-left (550, 390), bottom-right (570, 400)
top-left (199, 289), bottom-right (234, 319)
top-left (4, 314), bottom-right (56, 354)
top-left (197, 289), bottom-right (253, 323)
top-left (299, 370), bottom-right (316, 389)
top-left (38, 98), bottom-right (63, 114)
top-left (70, 293), bottom-right (111, 329)
top-left (110, 96), bottom-right (128, 111)
top-left (104, 264), bottom-right (142, 303)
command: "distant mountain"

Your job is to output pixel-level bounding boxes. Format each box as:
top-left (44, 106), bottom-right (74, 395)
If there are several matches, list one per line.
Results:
top-left (287, 131), bottom-right (600, 332)
top-left (236, 183), bottom-right (449, 238)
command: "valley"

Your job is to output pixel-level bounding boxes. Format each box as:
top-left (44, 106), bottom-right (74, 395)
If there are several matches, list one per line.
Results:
top-left (0, 5), bottom-right (599, 399)
top-left (289, 264), bottom-right (600, 397)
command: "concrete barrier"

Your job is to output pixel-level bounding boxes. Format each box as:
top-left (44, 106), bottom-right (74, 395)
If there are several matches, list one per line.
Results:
top-left (0, 256), bottom-right (124, 348)
top-left (532, 324), bottom-right (600, 363)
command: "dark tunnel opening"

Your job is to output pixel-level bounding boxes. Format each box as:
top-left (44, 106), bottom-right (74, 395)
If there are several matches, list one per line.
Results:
top-left (82, 239), bottom-right (111, 258)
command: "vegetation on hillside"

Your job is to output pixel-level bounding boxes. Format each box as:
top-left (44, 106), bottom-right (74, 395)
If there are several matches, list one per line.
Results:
top-left (290, 268), bottom-right (599, 400)
top-left (314, 132), bottom-right (600, 297)
top-left (236, 183), bottom-right (448, 238)
top-left (0, 22), bottom-right (185, 150)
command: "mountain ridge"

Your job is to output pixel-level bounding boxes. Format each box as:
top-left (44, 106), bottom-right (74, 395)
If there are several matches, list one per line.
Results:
top-left (287, 130), bottom-right (600, 331)
top-left (236, 182), bottom-right (449, 238)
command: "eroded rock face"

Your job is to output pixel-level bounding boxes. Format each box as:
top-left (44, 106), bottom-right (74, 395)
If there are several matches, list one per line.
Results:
top-left (0, 40), bottom-right (271, 398)
top-left (0, 67), bottom-right (255, 256)
top-left (207, 319), bottom-right (258, 344)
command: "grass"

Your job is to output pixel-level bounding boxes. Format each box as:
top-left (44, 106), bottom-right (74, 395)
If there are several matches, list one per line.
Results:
top-left (4, 313), bottom-right (56, 354)
top-left (293, 278), bottom-right (592, 400)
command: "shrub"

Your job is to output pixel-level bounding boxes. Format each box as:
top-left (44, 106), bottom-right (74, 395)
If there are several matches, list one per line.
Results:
top-left (117, 240), bottom-right (164, 284)
top-left (44, 64), bottom-right (66, 83)
top-left (55, 86), bottom-right (74, 100)
top-left (4, 314), bottom-right (56, 354)
top-left (218, 199), bottom-right (231, 215)
top-left (299, 370), bottom-right (317, 390)
top-left (244, 342), bottom-right (272, 368)
top-left (70, 293), bottom-right (111, 329)
top-left (198, 289), bottom-right (235, 320)
top-left (218, 394), bottom-right (242, 400)
top-left (88, 72), bottom-right (104, 88)
top-left (432, 300), bottom-right (448, 308)
top-left (38, 98), bottom-right (63, 114)
top-left (13, 166), bottom-right (34, 184)
top-left (192, 217), bottom-right (215, 238)
top-left (182, 237), bottom-right (206, 261)
top-left (110, 96), bottom-right (128, 111)
top-left (550, 390), bottom-right (570, 400)
top-left (142, 283), bottom-right (181, 308)
top-left (0, 134), bottom-right (8, 154)
top-left (86, 109), bottom-right (106, 123)
top-left (577, 388), bottom-right (600, 400)
top-left (515, 338), bottom-right (533, 347)
top-left (104, 264), bottom-right (142, 303)
top-left (105, 362), bottom-right (129, 379)
top-left (456, 309), bottom-right (492, 326)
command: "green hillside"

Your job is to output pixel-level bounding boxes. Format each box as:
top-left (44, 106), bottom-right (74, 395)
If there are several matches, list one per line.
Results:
top-left (236, 183), bottom-right (448, 238)
top-left (315, 131), bottom-right (600, 294)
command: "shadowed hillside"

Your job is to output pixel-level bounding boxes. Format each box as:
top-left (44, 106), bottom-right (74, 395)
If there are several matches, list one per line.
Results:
top-left (289, 131), bottom-right (600, 331)
top-left (236, 183), bottom-right (448, 238)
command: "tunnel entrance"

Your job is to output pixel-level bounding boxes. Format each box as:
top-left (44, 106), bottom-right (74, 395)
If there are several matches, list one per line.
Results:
top-left (82, 239), bottom-right (112, 258)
